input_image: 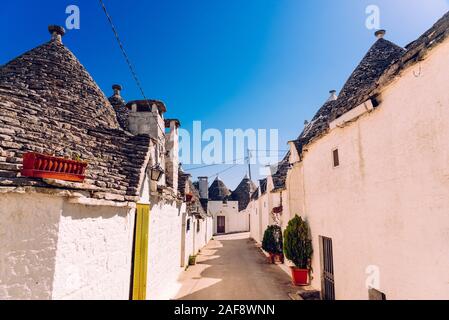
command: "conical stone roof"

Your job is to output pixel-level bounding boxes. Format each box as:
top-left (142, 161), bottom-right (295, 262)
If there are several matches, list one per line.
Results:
top-left (231, 175), bottom-right (257, 211)
top-left (0, 30), bottom-right (150, 200)
top-left (208, 177), bottom-right (231, 201)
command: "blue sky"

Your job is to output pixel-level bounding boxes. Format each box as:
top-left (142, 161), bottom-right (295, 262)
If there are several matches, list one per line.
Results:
top-left (1, 0), bottom-right (448, 189)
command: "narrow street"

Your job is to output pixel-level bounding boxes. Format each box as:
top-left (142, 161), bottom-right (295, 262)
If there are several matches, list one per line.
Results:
top-left (175, 233), bottom-right (295, 300)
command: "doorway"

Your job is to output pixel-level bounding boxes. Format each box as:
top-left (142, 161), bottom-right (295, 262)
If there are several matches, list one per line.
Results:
top-left (217, 216), bottom-right (226, 234)
top-left (132, 204), bottom-right (150, 300)
top-left (320, 236), bottom-right (335, 300)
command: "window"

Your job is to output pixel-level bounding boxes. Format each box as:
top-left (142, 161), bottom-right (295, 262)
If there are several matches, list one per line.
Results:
top-left (197, 221), bottom-right (201, 233)
top-left (332, 148), bottom-right (340, 167)
top-left (186, 219), bottom-right (191, 232)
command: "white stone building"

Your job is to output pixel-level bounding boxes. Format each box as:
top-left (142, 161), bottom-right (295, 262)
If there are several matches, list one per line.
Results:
top-left (204, 176), bottom-right (254, 235)
top-left (248, 13), bottom-right (449, 300)
top-left (0, 25), bottom-right (212, 300)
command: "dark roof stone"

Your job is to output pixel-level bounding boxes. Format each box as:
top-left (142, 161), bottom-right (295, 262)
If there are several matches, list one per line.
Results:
top-left (329, 38), bottom-right (405, 122)
top-left (230, 175), bottom-right (257, 211)
top-left (208, 177), bottom-right (231, 201)
top-left (0, 39), bottom-right (150, 199)
top-left (108, 86), bottom-right (129, 131)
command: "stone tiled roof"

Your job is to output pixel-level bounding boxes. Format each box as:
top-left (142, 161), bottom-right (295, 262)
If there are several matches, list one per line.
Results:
top-left (187, 179), bottom-right (207, 217)
top-left (291, 36), bottom-right (405, 158)
top-left (329, 38), bottom-right (405, 122)
top-left (208, 177), bottom-right (231, 201)
top-left (0, 37), bottom-right (151, 201)
top-left (292, 100), bottom-right (337, 156)
top-left (259, 178), bottom-right (267, 195)
top-left (108, 86), bottom-right (129, 131)
top-left (291, 11), bottom-right (449, 159)
top-left (250, 187), bottom-right (259, 201)
top-left (178, 171), bottom-right (191, 197)
top-left (271, 153), bottom-right (291, 192)
top-left (230, 175), bottom-right (257, 211)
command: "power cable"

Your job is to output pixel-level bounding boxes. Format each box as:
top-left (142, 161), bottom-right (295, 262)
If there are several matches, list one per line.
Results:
top-left (183, 157), bottom-right (248, 172)
top-left (98, 0), bottom-right (166, 137)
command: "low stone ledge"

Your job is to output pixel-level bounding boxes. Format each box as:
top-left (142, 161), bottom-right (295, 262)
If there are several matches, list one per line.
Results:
top-left (68, 196), bottom-right (133, 208)
top-left (42, 178), bottom-right (101, 191)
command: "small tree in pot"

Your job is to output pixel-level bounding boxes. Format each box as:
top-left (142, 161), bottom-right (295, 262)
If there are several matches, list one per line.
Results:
top-left (262, 225), bottom-right (284, 264)
top-left (284, 215), bottom-right (313, 285)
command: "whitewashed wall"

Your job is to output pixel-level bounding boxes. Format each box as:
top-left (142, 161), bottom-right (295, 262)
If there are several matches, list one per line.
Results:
top-left (0, 192), bottom-right (134, 300)
top-left (209, 201), bottom-right (249, 235)
top-left (288, 38), bottom-right (449, 300)
top-left (146, 200), bottom-right (184, 300)
top-left (248, 200), bottom-right (260, 243)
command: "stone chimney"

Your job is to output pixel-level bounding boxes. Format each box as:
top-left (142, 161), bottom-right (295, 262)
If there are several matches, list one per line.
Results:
top-left (48, 25), bottom-right (65, 43)
top-left (165, 119), bottom-right (180, 192)
top-left (108, 84), bottom-right (129, 130)
top-left (327, 90), bottom-right (338, 102)
top-left (126, 100), bottom-right (166, 141)
top-left (375, 29), bottom-right (386, 39)
top-left (198, 176), bottom-right (209, 200)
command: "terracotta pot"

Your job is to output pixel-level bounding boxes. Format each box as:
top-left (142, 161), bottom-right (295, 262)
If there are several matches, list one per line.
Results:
top-left (290, 267), bottom-right (309, 286)
top-left (185, 194), bottom-right (193, 202)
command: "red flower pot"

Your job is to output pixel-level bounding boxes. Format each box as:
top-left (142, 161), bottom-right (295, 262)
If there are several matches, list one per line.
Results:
top-left (290, 267), bottom-right (309, 286)
top-left (21, 152), bottom-right (87, 183)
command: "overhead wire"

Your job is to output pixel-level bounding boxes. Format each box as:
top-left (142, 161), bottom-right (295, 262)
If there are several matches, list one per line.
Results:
top-left (98, 0), bottom-right (166, 137)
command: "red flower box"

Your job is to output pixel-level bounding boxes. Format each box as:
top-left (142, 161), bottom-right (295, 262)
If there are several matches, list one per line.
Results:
top-left (21, 152), bottom-right (88, 183)
top-left (273, 206), bottom-right (283, 214)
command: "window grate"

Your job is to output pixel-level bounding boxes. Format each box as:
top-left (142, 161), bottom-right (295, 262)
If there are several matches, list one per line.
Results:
top-left (320, 236), bottom-right (335, 300)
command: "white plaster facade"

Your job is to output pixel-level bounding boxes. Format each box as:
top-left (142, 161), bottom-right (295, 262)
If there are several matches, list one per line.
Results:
top-left (0, 192), bottom-right (134, 300)
top-left (146, 199), bottom-right (185, 300)
top-left (285, 37), bottom-right (449, 299)
top-left (209, 200), bottom-right (249, 235)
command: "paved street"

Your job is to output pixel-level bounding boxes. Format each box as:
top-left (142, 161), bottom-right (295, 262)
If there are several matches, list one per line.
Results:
top-left (175, 233), bottom-right (295, 300)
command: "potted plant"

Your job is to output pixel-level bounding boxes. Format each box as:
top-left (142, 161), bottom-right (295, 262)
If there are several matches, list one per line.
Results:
top-left (262, 225), bottom-right (284, 264)
top-left (188, 255), bottom-right (197, 266)
top-left (283, 215), bottom-right (313, 286)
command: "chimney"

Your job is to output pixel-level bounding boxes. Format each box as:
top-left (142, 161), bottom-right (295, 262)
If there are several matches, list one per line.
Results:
top-left (375, 29), bottom-right (386, 39)
top-left (327, 90), bottom-right (338, 102)
top-left (165, 119), bottom-right (181, 192)
top-left (112, 84), bottom-right (122, 96)
top-left (48, 25), bottom-right (66, 43)
top-left (126, 100), bottom-right (166, 140)
top-left (198, 177), bottom-right (209, 200)
top-left (108, 84), bottom-right (129, 131)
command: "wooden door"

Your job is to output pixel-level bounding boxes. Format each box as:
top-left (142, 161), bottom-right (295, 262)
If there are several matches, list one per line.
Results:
top-left (217, 216), bottom-right (225, 234)
top-left (132, 204), bottom-right (150, 300)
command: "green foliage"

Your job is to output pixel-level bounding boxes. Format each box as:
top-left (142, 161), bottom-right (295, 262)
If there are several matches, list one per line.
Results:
top-left (262, 225), bottom-right (283, 254)
top-left (188, 255), bottom-right (197, 266)
top-left (283, 215), bottom-right (313, 269)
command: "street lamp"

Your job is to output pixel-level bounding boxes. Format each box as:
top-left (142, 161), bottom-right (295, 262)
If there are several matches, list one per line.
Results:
top-left (150, 164), bottom-right (164, 182)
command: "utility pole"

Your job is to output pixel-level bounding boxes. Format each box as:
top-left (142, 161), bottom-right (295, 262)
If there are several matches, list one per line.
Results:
top-left (247, 148), bottom-right (252, 181)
